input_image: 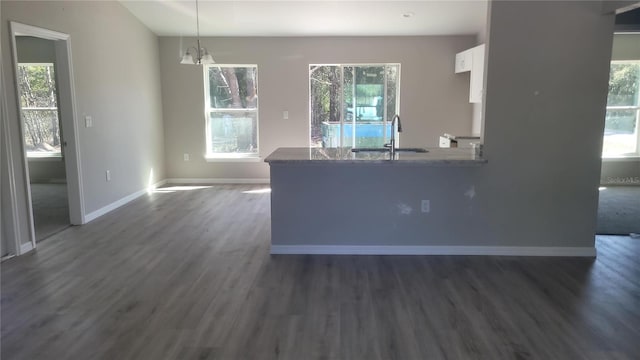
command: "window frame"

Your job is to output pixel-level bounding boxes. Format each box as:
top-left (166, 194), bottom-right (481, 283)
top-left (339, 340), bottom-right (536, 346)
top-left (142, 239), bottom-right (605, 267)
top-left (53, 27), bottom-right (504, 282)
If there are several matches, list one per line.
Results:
top-left (18, 62), bottom-right (63, 159)
top-left (603, 60), bottom-right (640, 159)
top-left (203, 64), bottom-right (259, 160)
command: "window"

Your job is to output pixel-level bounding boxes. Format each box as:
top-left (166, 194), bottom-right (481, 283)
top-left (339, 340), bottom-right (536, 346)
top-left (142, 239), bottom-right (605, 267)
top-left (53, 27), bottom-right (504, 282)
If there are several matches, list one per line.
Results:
top-left (603, 61), bottom-right (640, 158)
top-left (17, 63), bottom-right (62, 158)
top-left (204, 65), bottom-right (258, 159)
top-left (309, 64), bottom-right (400, 148)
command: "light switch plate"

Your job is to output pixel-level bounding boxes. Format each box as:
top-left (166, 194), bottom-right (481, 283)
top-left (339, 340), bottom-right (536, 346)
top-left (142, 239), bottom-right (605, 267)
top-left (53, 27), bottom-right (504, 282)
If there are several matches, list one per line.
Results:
top-left (85, 116), bottom-right (93, 128)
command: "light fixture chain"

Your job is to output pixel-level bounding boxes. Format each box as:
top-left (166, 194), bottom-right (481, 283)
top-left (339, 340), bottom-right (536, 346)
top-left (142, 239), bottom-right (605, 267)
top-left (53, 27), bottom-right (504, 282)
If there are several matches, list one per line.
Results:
top-left (196, 0), bottom-right (200, 40)
top-left (181, 0), bottom-right (214, 65)
top-left (196, 0), bottom-right (201, 60)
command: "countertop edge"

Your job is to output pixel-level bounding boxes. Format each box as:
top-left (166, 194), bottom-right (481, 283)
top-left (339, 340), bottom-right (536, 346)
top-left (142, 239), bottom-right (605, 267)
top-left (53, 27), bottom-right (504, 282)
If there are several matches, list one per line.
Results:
top-left (264, 159), bottom-right (488, 166)
top-left (263, 147), bottom-right (487, 165)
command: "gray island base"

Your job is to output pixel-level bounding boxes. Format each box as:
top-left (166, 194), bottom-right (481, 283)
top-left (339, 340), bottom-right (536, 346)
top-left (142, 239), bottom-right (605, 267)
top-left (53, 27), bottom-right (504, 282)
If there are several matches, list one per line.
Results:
top-left (265, 147), bottom-right (596, 256)
top-left (263, 147), bottom-right (522, 256)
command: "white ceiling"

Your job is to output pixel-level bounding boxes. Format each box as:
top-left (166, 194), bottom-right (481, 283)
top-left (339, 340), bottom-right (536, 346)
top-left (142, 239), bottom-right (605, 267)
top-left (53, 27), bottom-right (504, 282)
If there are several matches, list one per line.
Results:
top-left (119, 0), bottom-right (488, 37)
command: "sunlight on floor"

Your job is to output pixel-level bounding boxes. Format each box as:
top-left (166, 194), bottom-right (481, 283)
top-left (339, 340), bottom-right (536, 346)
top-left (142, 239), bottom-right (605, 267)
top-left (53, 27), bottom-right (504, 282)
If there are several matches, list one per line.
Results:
top-left (243, 188), bottom-right (271, 194)
top-left (152, 186), bottom-right (213, 194)
top-left (599, 187), bottom-right (607, 191)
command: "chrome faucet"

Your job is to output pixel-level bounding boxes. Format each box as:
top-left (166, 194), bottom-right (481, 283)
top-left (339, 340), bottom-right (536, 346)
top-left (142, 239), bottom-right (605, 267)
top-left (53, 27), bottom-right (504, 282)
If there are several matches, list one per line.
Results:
top-left (384, 114), bottom-right (402, 157)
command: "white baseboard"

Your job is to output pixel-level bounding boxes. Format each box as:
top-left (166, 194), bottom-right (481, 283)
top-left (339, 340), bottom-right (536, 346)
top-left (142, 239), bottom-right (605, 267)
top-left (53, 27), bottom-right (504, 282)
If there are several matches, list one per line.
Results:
top-left (83, 180), bottom-right (166, 223)
top-left (270, 245), bottom-right (597, 257)
top-left (82, 177), bottom-right (267, 224)
top-left (19, 241), bottom-right (34, 255)
top-left (166, 178), bottom-right (270, 184)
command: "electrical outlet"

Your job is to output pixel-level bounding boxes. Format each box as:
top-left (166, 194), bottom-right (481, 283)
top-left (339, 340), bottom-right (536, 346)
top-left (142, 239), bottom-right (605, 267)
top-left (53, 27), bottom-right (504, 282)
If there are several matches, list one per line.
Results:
top-left (421, 200), bottom-right (430, 213)
top-left (184, 153), bottom-right (190, 161)
top-left (106, 170), bottom-right (111, 182)
top-left (283, 110), bottom-right (289, 120)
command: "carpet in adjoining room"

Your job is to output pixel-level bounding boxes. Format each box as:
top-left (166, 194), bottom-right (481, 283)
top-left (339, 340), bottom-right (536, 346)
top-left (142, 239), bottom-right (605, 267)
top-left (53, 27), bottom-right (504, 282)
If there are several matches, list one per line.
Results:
top-left (30, 183), bottom-right (70, 241)
top-left (596, 186), bottom-right (640, 235)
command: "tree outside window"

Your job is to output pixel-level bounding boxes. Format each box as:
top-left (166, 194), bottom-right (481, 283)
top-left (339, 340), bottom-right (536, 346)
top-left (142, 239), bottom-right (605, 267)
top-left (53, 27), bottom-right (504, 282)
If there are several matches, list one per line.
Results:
top-left (18, 63), bottom-right (61, 157)
top-left (309, 64), bottom-right (400, 148)
top-left (204, 65), bottom-right (258, 158)
top-left (603, 61), bottom-right (640, 157)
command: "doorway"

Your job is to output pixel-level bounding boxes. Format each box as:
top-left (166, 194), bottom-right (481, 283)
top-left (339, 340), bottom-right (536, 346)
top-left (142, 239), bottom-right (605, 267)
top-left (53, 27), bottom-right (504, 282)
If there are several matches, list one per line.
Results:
top-left (596, 9), bottom-right (640, 236)
top-left (9, 22), bottom-right (84, 252)
top-left (15, 38), bottom-right (70, 241)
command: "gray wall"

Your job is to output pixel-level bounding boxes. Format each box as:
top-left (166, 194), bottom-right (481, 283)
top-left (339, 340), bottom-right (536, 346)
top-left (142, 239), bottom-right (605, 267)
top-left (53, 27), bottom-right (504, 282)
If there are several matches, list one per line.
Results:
top-left (160, 36), bottom-right (476, 179)
top-left (479, 0), bottom-right (615, 248)
top-left (270, 163), bottom-right (493, 247)
top-left (601, 32), bottom-right (640, 184)
top-left (1, 0), bottom-right (165, 248)
top-left (16, 36), bottom-right (55, 63)
top-left (27, 160), bottom-right (66, 183)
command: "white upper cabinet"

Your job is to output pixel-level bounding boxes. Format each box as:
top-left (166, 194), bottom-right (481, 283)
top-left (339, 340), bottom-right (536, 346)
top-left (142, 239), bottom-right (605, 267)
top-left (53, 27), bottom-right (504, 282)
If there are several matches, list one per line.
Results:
top-left (469, 44), bottom-right (485, 103)
top-left (455, 44), bottom-right (486, 103)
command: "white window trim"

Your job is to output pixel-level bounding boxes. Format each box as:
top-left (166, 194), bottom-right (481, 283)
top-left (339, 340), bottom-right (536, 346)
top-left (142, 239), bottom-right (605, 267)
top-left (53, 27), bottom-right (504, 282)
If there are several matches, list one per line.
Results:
top-left (203, 64), bottom-right (260, 160)
top-left (26, 152), bottom-right (63, 161)
top-left (602, 60), bottom-right (640, 159)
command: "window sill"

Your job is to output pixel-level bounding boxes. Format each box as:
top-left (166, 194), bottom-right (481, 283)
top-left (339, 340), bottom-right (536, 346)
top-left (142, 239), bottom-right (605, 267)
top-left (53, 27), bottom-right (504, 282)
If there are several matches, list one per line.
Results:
top-left (602, 156), bottom-right (640, 162)
top-left (27, 153), bottom-right (63, 162)
top-left (205, 155), bottom-right (261, 163)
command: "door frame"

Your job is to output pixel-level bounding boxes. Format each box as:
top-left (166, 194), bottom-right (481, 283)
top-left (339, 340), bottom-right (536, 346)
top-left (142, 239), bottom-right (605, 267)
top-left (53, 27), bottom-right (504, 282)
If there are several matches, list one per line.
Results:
top-left (1, 55), bottom-right (20, 258)
top-left (9, 22), bottom-right (85, 253)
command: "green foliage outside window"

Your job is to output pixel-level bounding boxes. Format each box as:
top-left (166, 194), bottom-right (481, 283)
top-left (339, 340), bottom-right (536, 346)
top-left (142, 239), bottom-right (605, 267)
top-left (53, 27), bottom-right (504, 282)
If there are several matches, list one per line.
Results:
top-left (18, 63), bottom-right (61, 155)
top-left (603, 61), bottom-right (640, 156)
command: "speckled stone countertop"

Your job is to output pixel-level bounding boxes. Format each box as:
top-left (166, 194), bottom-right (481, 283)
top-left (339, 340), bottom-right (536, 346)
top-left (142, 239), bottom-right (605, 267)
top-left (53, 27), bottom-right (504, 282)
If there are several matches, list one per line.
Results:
top-left (442, 133), bottom-right (482, 140)
top-left (264, 147), bottom-right (487, 165)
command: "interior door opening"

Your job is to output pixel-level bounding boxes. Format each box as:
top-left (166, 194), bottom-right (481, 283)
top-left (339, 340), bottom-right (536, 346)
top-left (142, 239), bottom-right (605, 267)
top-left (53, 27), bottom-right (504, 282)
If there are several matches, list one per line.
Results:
top-left (8, 22), bottom-right (85, 255)
top-left (596, 9), bottom-right (640, 237)
top-left (16, 38), bottom-right (71, 242)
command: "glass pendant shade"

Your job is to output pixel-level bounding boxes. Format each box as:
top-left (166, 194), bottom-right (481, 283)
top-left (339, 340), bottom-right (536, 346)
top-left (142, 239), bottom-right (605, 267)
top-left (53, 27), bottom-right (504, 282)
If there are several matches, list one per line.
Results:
top-left (200, 51), bottom-right (215, 64)
top-left (180, 52), bottom-right (194, 64)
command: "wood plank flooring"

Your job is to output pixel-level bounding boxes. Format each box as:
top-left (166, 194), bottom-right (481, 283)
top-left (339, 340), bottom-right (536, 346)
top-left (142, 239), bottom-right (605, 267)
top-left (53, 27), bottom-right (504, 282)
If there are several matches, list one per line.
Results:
top-left (2, 184), bottom-right (640, 360)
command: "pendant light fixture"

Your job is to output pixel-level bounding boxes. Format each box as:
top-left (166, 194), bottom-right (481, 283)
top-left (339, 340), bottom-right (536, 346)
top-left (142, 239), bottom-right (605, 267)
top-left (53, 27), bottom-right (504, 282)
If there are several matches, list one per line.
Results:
top-left (181, 0), bottom-right (214, 65)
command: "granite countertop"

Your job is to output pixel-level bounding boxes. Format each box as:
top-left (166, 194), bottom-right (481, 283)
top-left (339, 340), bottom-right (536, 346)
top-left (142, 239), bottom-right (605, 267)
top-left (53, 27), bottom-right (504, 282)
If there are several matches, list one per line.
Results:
top-left (264, 147), bottom-right (487, 165)
top-left (442, 133), bottom-right (482, 140)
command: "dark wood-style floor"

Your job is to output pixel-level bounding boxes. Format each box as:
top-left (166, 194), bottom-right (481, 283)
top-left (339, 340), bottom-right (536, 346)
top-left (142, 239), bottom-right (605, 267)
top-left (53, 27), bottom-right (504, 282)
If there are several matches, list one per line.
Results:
top-left (2, 185), bottom-right (639, 360)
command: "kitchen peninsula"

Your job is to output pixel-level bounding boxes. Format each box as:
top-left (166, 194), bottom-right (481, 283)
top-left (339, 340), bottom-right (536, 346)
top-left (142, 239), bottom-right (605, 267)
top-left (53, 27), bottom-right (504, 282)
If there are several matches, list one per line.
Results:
top-left (265, 147), bottom-right (488, 255)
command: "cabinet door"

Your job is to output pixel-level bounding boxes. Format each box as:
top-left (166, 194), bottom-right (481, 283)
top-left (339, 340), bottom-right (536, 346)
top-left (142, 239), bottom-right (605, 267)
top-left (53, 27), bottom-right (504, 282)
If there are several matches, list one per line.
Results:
top-left (469, 44), bottom-right (485, 103)
top-left (455, 49), bottom-right (472, 73)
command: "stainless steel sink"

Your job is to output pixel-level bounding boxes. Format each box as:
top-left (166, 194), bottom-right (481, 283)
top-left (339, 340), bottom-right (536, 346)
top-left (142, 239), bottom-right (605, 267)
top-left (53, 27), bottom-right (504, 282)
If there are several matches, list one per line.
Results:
top-left (351, 148), bottom-right (389, 153)
top-left (351, 147), bottom-right (428, 153)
